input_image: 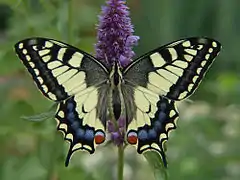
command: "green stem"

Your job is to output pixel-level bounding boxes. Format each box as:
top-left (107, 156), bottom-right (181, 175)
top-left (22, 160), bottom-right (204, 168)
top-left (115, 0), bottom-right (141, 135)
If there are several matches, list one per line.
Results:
top-left (118, 145), bottom-right (124, 180)
top-left (108, 92), bottom-right (124, 180)
top-left (46, 133), bottom-right (59, 180)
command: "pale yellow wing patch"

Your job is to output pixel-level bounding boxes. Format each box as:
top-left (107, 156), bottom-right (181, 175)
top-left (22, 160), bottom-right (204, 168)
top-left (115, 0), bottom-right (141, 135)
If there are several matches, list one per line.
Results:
top-left (127, 86), bottom-right (159, 131)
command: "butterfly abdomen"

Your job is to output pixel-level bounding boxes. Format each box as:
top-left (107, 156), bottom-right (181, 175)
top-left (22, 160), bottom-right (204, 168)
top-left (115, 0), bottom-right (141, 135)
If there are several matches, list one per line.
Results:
top-left (112, 88), bottom-right (121, 120)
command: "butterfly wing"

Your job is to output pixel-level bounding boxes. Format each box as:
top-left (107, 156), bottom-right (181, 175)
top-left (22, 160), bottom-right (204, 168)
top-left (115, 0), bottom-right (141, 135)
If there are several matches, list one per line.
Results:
top-left (56, 84), bottom-right (109, 166)
top-left (122, 85), bottom-right (178, 167)
top-left (122, 37), bottom-right (221, 166)
top-left (15, 38), bottom-right (109, 101)
top-left (15, 38), bottom-right (110, 166)
top-left (123, 37), bottom-right (221, 100)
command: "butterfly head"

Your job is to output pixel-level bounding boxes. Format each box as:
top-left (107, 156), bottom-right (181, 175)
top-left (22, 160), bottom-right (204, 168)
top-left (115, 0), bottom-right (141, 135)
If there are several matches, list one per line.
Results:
top-left (109, 61), bottom-right (123, 87)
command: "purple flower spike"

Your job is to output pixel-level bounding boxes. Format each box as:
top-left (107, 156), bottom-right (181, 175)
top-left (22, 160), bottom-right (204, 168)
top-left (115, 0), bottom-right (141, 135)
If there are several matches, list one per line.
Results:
top-left (107, 117), bottom-right (126, 146)
top-left (107, 120), bottom-right (115, 133)
top-left (95, 0), bottom-right (139, 67)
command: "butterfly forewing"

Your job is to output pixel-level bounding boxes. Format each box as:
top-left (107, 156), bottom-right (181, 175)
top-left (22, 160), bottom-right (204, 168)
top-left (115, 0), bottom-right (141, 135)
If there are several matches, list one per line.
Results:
top-left (15, 38), bottom-right (110, 166)
top-left (124, 37), bottom-right (221, 100)
top-left (15, 38), bottom-right (109, 101)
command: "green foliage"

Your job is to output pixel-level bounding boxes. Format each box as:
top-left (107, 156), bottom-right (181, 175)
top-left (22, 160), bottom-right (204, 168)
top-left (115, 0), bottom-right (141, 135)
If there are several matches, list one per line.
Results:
top-left (0, 0), bottom-right (239, 179)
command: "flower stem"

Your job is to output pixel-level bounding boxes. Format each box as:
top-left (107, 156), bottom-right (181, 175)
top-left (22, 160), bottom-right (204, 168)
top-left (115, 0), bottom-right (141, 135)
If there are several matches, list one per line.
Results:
top-left (118, 145), bottom-right (124, 180)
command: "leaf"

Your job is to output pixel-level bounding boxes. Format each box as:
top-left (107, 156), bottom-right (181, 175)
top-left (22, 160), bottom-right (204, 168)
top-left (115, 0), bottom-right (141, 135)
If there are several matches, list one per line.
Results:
top-left (21, 103), bottom-right (58, 122)
top-left (144, 151), bottom-right (169, 180)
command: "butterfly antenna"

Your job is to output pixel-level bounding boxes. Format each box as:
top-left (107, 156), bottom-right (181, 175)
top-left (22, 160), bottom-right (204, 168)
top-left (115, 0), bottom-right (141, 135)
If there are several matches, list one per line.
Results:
top-left (104, 53), bottom-right (110, 65)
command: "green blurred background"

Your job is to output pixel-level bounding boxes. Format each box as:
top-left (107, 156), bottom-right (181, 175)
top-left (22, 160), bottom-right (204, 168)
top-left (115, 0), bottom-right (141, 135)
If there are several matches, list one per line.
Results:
top-left (0, 0), bottom-right (239, 180)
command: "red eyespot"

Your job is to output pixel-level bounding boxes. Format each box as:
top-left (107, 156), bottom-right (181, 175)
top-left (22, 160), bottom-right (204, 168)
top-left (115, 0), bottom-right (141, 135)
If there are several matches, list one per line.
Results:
top-left (127, 131), bottom-right (138, 144)
top-left (94, 131), bottom-right (105, 144)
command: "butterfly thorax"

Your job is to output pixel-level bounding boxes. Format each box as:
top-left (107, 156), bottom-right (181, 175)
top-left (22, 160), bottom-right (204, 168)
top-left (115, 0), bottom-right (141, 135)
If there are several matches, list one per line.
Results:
top-left (109, 61), bottom-right (123, 88)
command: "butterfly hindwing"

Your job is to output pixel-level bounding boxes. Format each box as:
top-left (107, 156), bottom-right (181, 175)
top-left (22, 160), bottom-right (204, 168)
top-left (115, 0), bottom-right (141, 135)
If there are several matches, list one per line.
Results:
top-left (15, 38), bottom-right (109, 101)
top-left (55, 85), bottom-right (109, 166)
top-left (123, 84), bottom-right (179, 167)
top-left (56, 87), bottom-right (108, 166)
top-left (124, 37), bottom-right (221, 100)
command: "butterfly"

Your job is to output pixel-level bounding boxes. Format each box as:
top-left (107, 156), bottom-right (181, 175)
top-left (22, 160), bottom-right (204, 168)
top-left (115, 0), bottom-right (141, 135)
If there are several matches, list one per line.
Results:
top-left (14, 37), bottom-right (221, 167)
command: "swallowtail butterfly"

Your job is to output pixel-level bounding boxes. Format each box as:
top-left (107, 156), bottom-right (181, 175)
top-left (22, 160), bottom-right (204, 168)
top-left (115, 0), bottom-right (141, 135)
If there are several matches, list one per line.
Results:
top-left (15, 37), bottom-right (221, 167)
